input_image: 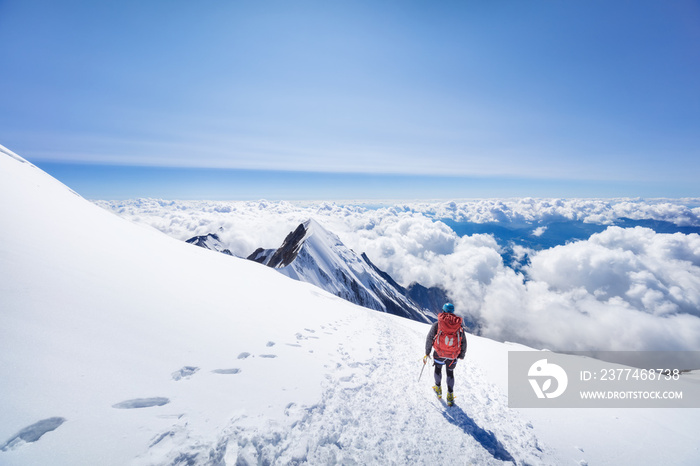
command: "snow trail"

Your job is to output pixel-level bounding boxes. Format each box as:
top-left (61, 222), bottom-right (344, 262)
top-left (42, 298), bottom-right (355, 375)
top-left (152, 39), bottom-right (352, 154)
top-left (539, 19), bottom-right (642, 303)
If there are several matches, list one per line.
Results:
top-left (133, 312), bottom-right (549, 465)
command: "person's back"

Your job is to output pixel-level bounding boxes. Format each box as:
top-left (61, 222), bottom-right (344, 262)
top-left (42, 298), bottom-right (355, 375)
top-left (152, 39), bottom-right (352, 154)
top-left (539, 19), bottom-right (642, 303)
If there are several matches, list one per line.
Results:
top-left (424, 303), bottom-right (467, 406)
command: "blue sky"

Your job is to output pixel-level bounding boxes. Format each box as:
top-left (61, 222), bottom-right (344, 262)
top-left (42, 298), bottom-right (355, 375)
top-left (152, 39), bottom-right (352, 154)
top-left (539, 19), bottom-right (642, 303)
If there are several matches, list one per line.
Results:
top-left (1, 0), bottom-right (699, 199)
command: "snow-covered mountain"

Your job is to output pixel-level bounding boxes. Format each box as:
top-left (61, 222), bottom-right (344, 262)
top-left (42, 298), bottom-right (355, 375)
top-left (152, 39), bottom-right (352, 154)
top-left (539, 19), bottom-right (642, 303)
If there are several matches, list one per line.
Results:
top-left (248, 219), bottom-right (437, 323)
top-left (2, 143), bottom-right (700, 466)
top-left (186, 232), bottom-right (234, 256)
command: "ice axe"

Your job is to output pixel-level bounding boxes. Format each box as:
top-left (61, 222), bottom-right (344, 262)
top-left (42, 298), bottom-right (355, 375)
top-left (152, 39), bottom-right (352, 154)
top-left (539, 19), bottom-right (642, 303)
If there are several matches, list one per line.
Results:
top-left (418, 355), bottom-right (430, 381)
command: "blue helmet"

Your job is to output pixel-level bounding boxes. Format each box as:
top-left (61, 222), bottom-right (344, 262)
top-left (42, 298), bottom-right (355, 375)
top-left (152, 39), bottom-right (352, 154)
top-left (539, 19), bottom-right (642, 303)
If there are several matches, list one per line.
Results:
top-left (442, 303), bottom-right (455, 313)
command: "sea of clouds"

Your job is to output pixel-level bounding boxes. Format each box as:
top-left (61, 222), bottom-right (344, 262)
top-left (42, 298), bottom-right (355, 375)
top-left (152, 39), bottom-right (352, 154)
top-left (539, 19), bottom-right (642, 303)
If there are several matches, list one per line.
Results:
top-left (96, 198), bottom-right (700, 353)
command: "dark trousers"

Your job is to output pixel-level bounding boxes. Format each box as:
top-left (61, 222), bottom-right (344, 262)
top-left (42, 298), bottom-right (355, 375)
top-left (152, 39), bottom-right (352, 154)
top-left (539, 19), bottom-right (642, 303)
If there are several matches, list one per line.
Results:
top-left (434, 357), bottom-right (457, 393)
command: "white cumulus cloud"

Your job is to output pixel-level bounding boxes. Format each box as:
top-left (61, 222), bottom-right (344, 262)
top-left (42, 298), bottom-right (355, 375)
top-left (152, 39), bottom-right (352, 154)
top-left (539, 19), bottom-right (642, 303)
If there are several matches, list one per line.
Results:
top-left (95, 198), bottom-right (700, 352)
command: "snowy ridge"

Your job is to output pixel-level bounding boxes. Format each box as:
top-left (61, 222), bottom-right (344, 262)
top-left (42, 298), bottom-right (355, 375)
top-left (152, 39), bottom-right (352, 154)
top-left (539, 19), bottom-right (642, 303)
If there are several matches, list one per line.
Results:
top-left (2, 148), bottom-right (700, 465)
top-left (0, 143), bottom-right (31, 164)
top-left (0, 144), bottom-right (83, 199)
top-left (186, 232), bottom-right (234, 256)
top-left (251, 218), bottom-right (436, 323)
top-left (246, 247), bottom-right (276, 265)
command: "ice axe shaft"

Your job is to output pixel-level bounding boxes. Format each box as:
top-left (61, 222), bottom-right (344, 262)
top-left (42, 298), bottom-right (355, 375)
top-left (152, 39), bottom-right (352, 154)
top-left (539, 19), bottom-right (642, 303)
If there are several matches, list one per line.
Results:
top-left (418, 356), bottom-right (429, 381)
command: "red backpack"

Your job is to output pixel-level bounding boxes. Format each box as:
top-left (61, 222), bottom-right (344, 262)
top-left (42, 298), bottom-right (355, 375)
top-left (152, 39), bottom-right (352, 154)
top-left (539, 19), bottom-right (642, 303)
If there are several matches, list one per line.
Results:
top-left (433, 313), bottom-right (463, 359)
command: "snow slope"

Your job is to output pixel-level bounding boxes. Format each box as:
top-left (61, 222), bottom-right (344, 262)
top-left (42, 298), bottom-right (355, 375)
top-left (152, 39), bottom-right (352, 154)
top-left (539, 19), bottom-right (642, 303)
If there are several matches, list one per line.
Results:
top-left (1, 145), bottom-right (699, 465)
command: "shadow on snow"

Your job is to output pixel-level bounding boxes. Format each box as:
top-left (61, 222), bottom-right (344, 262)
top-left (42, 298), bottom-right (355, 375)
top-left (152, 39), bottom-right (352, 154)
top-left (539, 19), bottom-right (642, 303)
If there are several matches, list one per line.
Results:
top-left (441, 404), bottom-right (515, 464)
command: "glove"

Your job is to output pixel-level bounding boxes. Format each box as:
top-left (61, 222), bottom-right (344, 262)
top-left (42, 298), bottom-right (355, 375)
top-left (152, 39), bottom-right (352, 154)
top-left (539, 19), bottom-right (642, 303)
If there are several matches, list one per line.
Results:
top-left (423, 355), bottom-right (429, 364)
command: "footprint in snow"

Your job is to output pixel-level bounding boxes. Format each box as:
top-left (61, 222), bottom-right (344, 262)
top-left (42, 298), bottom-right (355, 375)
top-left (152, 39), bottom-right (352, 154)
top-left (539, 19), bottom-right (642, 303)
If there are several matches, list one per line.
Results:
top-left (0, 417), bottom-right (66, 451)
top-left (112, 397), bottom-right (170, 409)
top-left (171, 366), bottom-right (199, 381)
top-left (266, 341), bottom-right (276, 347)
top-left (237, 352), bottom-right (251, 359)
top-left (296, 332), bottom-right (319, 341)
top-left (212, 368), bottom-right (242, 375)
top-left (259, 354), bottom-right (277, 359)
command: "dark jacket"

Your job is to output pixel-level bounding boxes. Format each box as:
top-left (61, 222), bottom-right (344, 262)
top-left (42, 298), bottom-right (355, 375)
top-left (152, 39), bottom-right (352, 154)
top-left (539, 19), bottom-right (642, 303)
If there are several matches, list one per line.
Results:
top-left (425, 317), bottom-right (467, 359)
